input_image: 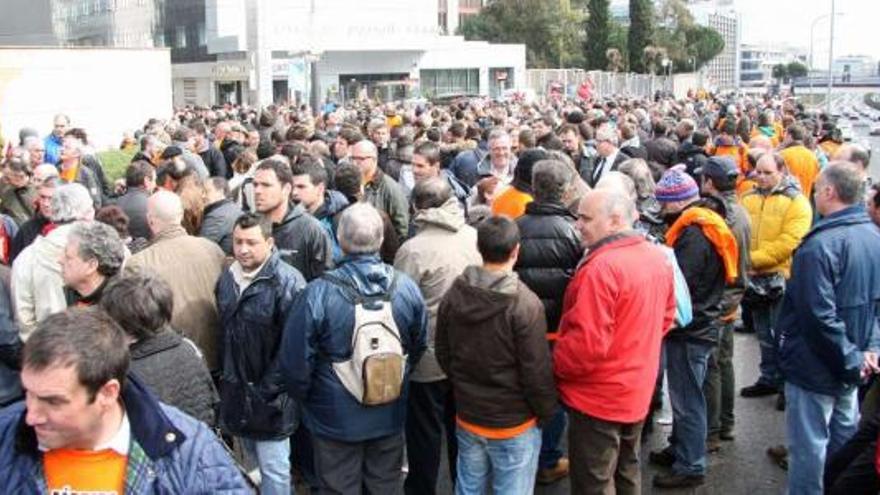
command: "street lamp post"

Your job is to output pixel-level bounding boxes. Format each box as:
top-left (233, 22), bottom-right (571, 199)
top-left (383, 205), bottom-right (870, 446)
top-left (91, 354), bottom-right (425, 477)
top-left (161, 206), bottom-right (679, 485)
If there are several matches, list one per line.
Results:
top-left (809, 11), bottom-right (844, 103)
top-left (827, 0), bottom-right (836, 115)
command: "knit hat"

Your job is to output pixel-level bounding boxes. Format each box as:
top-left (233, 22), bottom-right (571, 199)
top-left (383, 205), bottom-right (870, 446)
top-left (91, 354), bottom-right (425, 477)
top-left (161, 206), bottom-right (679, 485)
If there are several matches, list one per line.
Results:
top-left (511, 148), bottom-right (549, 194)
top-left (655, 165), bottom-right (699, 203)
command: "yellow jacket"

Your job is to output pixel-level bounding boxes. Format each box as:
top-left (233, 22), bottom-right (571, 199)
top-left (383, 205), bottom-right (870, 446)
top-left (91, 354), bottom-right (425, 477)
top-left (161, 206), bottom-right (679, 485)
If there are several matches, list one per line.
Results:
top-left (779, 144), bottom-right (820, 199)
top-left (741, 180), bottom-right (812, 278)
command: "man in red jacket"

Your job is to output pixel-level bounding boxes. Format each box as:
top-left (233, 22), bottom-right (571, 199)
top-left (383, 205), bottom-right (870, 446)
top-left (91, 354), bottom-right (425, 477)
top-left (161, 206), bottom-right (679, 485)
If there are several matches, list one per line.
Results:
top-left (555, 188), bottom-right (677, 495)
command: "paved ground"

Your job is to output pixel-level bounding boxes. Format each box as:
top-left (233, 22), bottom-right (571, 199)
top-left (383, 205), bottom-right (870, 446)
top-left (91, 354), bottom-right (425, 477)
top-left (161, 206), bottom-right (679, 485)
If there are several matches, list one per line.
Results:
top-left (431, 331), bottom-right (789, 494)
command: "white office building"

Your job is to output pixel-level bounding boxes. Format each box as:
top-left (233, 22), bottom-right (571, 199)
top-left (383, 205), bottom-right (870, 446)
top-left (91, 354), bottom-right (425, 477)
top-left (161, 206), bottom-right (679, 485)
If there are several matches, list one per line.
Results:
top-left (740, 42), bottom-right (807, 89)
top-left (688, 0), bottom-right (741, 90)
top-left (172, 0), bottom-right (525, 107)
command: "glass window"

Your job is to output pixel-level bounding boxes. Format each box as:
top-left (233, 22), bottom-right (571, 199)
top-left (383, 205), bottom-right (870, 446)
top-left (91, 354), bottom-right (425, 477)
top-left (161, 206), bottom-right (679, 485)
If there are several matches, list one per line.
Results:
top-left (197, 23), bottom-right (206, 46)
top-left (175, 25), bottom-right (186, 48)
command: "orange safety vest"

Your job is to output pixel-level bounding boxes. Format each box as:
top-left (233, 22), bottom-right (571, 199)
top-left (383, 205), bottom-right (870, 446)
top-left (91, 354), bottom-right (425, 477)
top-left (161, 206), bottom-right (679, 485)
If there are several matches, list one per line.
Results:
top-left (665, 206), bottom-right (739, 284)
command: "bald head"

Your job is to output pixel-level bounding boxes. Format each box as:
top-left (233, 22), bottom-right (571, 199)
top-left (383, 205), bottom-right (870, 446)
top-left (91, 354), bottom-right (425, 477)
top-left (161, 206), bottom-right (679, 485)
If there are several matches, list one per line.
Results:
top-left (351, 140), bottom-right (379, 181)
top-left (576, 188), bottom-right (637, 247)
top-left (833, 144), bottom-right (870, 173)
top-left (595, 171), bottom-right (638, 203)
top-left (147, 190), bottom-right (184, 234)
top-left (749, 135), bottom-right (773, 152)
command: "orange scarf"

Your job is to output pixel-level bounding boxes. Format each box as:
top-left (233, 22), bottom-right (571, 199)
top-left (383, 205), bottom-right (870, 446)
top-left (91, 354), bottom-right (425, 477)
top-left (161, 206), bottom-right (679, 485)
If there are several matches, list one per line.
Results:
top-left (665, 207), bottom-right (739, 284)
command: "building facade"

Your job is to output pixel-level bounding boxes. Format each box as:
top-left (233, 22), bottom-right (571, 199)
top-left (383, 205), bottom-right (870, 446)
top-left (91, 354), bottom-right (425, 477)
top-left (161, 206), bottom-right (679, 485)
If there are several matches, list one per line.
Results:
top-left (740, 42), bottom-right (807, 89)
top-left (832, 55), bottom-right (878, 80)
top-left (689, 0), bottom-right (741, 91)
top-left (4, 0), bottom-right (522, 108)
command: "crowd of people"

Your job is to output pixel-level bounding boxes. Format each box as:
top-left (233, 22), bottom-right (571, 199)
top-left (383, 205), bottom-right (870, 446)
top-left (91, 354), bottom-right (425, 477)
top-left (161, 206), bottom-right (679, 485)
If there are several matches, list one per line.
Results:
top-left (0, 88), bottom-right (877, 494)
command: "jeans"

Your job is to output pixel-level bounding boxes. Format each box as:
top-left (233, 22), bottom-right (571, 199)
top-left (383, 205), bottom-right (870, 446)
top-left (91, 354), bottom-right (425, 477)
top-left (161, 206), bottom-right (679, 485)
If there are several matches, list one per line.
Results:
top-left (705, 321), bottom-right (735, 436)
top-left (455, 424), bottom-right (541, 495)
top-left (568, 409), bottom-right (643, 495)
top-left (404, 380), bottom-right (457, 495)
top-left (539, 407), bottom-right (566, 469)
top-left (785, 382), bottom-right (859, 495)
top-left (752, 298), bottom-right (782, 387)
top-left (665, 339), bottom-right (713, 476)
top-left (240, 437), bottom-right (292, 495)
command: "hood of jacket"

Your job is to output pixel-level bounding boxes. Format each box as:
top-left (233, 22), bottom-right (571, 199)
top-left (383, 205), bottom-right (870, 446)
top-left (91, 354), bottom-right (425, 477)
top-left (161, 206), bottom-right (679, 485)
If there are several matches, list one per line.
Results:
top-left (277, 202), bottom-right (309, 228)
top-left (805, 204), bottom-right (872, 241)
top-left (443, 266), bottom-right (519, 326)
top-left (31, 223), bottom-right (75, 274)
top-left (333, 254), bottom-right (396, 298)
top-left (314, 190), bottom-right (349, 220)
top-left (413, 197), bottom-right (465, 234)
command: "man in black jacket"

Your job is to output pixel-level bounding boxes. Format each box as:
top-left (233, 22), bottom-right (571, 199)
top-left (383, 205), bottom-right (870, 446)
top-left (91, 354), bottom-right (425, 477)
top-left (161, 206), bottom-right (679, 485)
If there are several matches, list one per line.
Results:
top-left (436, 216), bottom-right (557, 494)
top-left (515, 158), bottom-right (582, 483)
top-left (252, 159), bottom-right (332, 281)
top-left (200, 177), bottom-right (241, 255)
top-left (215, 213), bottom-right (306, 495)
top-left (649, 167), bottom-right (736, 489)
top-left (192, 121), bottom-right (228, 178)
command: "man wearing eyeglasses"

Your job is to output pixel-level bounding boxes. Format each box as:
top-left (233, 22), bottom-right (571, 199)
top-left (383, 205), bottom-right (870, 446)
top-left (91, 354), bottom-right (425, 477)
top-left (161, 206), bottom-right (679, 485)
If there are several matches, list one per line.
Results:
top-left (351, 140), bottom-right (409, 240)
top-left (587, 125), bottom-right (627, 188)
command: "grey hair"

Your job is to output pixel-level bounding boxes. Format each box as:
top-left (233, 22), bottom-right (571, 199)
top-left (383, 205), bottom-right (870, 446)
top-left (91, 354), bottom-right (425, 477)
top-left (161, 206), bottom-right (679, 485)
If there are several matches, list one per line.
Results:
top-left (532, 159), bottom-right (573, 203)
top-left (69, 222), bottom-right (126, 277)
top-left (596, 171), bottom-right (638, 203)
top-left (595, 125), bottom-right (619, 146)
top-left (596, 188), bottom-right (638, 226)
top-left (618, 158), bottom-right (656, 199)
top-left (337, 203), bottom-right (384, 255)
top-left (411, 177), bottom-right (453, 211)
top-left (488, 128), bottom-right (511, 144)
top-left (821, 161), bottom-right (864, 205)
top-left (51, 183), bottom-right (95, 223)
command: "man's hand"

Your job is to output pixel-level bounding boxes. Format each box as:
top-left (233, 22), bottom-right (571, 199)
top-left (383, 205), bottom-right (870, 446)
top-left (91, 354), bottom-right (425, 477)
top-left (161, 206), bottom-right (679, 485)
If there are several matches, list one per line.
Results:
top-left (861, 351), bottom-right (880, 379)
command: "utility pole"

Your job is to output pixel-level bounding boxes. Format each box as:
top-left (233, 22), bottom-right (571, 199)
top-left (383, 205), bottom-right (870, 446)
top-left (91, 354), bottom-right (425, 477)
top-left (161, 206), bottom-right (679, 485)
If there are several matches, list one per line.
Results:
top-left (826, 0), bottom-right (835, 115)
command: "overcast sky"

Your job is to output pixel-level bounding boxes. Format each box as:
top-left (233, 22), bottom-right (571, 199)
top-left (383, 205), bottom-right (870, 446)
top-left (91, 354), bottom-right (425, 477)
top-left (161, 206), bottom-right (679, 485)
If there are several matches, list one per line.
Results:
top-left (734, 0), bottom-right (879, 66)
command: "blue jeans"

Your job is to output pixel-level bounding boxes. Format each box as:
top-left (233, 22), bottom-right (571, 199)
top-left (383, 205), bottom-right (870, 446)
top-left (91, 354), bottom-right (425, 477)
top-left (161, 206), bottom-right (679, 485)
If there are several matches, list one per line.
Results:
top-left (240, 437), bottom-right (292, 495)
top-left (539, 407), bottom-right (566, 469)
top-left (752, 298), bottom-right (782, 387)
top-left (665, 339), bottom-right (712, 476)
top-left (455, 424), bottom-right (541, 495)
top-left (785, 382), bottom-right (859, 495)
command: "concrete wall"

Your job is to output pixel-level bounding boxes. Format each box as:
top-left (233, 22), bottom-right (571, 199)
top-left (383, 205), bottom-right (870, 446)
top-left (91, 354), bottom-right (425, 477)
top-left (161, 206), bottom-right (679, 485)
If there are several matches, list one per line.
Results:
top-left (0, 47), bottom-right (172, 150)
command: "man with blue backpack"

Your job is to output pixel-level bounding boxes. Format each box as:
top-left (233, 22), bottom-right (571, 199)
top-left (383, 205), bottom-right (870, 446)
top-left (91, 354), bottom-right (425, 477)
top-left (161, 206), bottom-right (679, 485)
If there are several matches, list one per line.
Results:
top-left (280, 203), bottom-right (427, 494)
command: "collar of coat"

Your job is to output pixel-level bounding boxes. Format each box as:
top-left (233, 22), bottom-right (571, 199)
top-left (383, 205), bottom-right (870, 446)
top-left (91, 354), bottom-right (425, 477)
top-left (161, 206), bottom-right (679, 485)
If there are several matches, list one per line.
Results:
top-left (665, 206), bottom-right (739, 284)
top-left (150, 225), bottom-right (188, 245)
top-left (15, 373), bottom-right (185, 461)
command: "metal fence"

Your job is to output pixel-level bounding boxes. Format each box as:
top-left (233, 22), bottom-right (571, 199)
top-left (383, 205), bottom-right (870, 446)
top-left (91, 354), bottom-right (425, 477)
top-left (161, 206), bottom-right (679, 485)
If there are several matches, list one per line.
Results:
top-left (526, 69), bottom-right (673, 100)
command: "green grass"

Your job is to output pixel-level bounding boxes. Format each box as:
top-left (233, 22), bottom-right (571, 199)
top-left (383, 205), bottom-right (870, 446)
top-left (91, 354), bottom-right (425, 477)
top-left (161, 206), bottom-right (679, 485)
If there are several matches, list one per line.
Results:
top-left (98, 149), bottom-right (137, 182)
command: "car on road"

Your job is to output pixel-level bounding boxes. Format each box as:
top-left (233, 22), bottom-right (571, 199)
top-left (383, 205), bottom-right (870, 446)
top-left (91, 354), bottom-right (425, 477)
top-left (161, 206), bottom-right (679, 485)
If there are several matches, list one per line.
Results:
top-left (870, 125), bottom-right (880, 136)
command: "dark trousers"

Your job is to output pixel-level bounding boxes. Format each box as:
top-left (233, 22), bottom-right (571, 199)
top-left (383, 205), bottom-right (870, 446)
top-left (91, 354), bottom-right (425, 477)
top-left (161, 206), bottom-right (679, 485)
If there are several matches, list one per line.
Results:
top-left (705, 320), bottom-right (735, 437)
top-left (313, 432), bottom-right (404, 495)
top-left (825, 411), bottom-right (880, 495)
top-left (568, 409), bottom-right (643, 495)
top-left (404, 380), bottom-right (457, 495)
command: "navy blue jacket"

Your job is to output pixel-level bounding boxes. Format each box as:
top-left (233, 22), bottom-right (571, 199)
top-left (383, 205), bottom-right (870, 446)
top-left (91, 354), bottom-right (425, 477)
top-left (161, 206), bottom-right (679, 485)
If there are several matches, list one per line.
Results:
top-left (280, 254), bottom-right (427, 442)
top-left (216, 250), bottom-right (306, 440)
top-left (779, 206), bottom-right (880, 396)
top-left (0, 374), bottom-right (252, 493)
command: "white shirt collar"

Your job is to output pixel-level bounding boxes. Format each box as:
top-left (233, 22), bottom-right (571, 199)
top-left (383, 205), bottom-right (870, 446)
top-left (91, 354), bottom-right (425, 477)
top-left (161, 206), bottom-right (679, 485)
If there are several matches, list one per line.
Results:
top-left (39, 410), bottom-right (130, 456)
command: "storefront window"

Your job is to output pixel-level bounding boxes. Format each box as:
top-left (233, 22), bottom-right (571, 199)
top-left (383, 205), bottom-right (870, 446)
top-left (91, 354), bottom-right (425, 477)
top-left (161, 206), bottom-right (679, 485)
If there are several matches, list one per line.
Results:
top-left (419, 69), bottom-right (480, 99)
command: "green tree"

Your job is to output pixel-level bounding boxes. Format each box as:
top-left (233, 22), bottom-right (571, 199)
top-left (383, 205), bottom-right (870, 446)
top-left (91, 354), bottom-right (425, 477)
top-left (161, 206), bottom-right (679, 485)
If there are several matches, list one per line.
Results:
top-left (585, 0), bottom-right (611, 70)
top-left (628, 0), bottom-right (654, 73)
top-left (651, 0), bottom-right (723, 73)
top-left (458, 0), bottom-right (585, 68)
top-left (608, 20), bottom-right (629, 70)
top-left (786, 61), bottom-right (808, 79)
top-left (772, 63), bottom-right (789, 81)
